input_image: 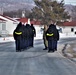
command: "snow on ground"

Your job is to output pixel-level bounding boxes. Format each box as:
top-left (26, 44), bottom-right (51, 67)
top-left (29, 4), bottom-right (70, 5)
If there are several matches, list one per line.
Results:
top-left (0, 37), bottom-right (15, 43)
top-left (60, 33), bottom-right (76, 38)
top-left (0, 33), bottom-right (76, 43)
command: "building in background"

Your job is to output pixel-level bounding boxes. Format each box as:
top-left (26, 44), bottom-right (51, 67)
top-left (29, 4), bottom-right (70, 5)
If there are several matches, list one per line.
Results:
top-left (58, 21), bottom-right (76, 36)
top-left (0, 14), bottom-right (76, 39)
top-left (0, 14), bottom-right (19, 36)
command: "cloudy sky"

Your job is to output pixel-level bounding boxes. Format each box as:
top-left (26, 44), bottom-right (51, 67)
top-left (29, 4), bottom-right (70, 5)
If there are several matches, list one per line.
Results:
top-left (58, 0), bottom-right (76, 5)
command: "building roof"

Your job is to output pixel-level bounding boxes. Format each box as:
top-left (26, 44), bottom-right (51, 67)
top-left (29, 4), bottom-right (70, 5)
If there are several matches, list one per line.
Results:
top-left (58, 21), bottom-right (76, 26)
top-left (17, 18), bottom-right (41, 25)
top-left (30, 20), bottom-right (41, 25)
top-left (0, 14), bottom-right (17, 22)
top-left (17, 18), bottom-right (28, 23)
top-left (0, 18), bottom-right (6, 21)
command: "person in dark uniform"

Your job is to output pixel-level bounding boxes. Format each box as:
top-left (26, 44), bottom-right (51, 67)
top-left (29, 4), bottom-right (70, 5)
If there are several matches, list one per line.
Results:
top-left (30, 24), bottom-right (36, 47)
top-left (25, 24), bottom-right (32, 48)
top-left (21, 24), bottom-right (26, 50)
top-left (46, 21), bottom-right (59, 52)
top-left (53, 28), bottom-right (59, 51)
top-left (13, 22), bottom-right (23, 52)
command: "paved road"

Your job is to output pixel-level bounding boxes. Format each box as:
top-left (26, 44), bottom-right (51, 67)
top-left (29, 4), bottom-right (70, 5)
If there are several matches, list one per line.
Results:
top-left (0, 40), bottom-right (76, 75)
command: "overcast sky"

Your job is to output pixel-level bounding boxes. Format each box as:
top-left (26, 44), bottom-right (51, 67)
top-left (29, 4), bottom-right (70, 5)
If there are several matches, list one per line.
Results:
top-left (58, 0), bottom-right (76, 5)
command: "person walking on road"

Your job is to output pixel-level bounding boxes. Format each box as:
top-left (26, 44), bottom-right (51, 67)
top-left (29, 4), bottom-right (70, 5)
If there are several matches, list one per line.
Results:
top-left (30, 24), bottom-right (36, 47)
top-left (46, 20), bottom-right (59, 52)
top-left (13, 22), bottom-right (23, 52)
top-left (43, 25), bottom-right (48, 50)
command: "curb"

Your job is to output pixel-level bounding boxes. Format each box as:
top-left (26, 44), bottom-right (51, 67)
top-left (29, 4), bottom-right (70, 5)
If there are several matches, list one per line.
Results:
top-left (62, 44), bottom-right (76, 63)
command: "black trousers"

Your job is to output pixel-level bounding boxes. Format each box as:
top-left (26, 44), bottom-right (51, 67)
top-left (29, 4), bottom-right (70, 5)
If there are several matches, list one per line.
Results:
top-left (48, 40), bottom-right (57, 51)
top-left (15, 39), bottom-right (21, 51)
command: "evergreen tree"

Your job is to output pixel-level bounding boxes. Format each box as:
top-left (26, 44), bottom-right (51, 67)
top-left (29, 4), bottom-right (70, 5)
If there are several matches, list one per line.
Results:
top-left (29, 0), bottom-right (70, 25)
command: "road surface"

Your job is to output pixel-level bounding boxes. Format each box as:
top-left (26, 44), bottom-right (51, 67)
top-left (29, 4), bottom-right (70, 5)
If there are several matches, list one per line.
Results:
top-left (0, 39), bottom-right (76, 75)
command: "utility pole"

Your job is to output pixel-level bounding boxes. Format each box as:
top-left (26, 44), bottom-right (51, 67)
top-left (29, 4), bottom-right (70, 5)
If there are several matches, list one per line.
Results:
top-left (0, 7), bottom-right (3, 15)
top-left (0, 3), bottom-right (3, 15)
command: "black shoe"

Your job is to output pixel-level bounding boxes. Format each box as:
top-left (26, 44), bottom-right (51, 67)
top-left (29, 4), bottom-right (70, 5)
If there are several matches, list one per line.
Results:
top-left (54, 49), bottom-right (57, 51)
top-left (18, 50), bottom-right (21, 52)
top-left (16, 50), bottom-right (18, 52)
top-left (48, 50), bottom-right (54, 53)
top-left (52, 49), bottom-right (55, 52)
top-left (48, 50), bottom-right (51, 52)
top-left (43, 48), bottom-right (48, 50)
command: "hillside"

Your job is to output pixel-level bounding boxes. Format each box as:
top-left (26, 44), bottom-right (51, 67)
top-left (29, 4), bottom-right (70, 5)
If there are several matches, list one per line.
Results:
top-left (0, 0), bottom-right (35, 11)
